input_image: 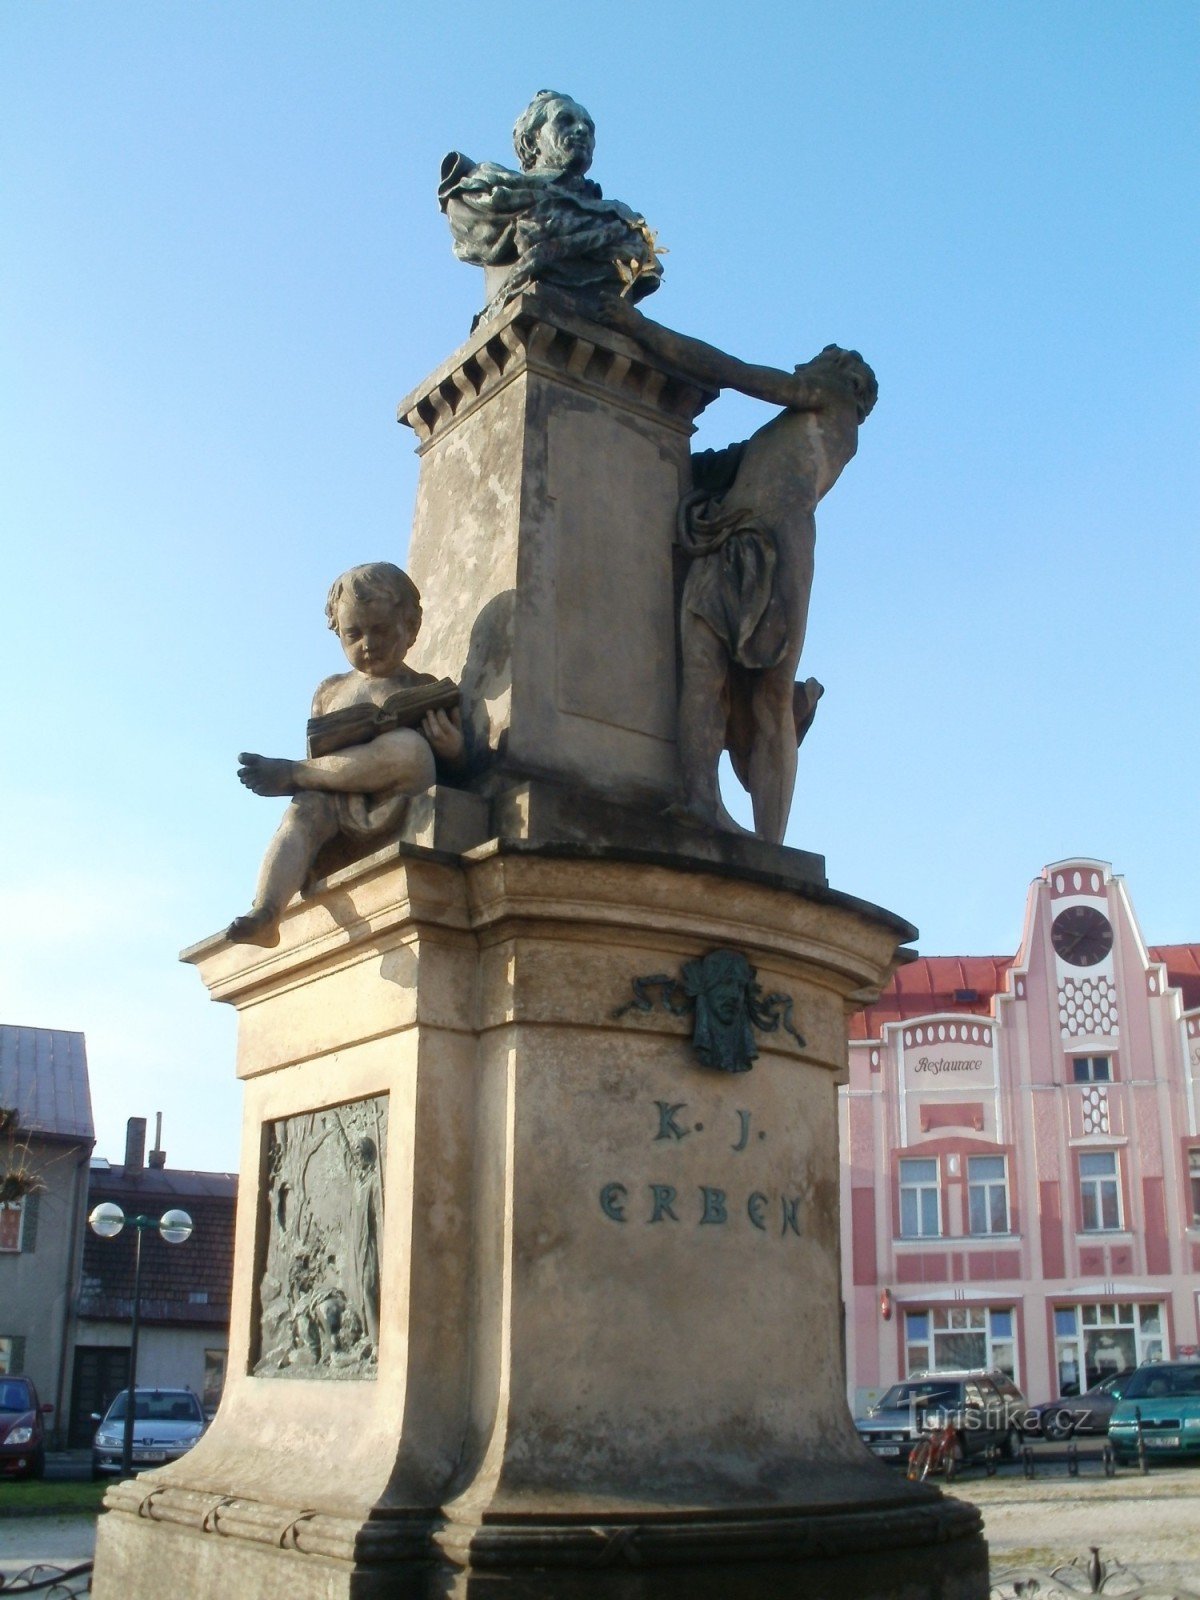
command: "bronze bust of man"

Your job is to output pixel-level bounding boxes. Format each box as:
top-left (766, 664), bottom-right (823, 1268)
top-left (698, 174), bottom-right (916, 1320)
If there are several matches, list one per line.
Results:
top-left (439, 90), bottom-right (663, 324)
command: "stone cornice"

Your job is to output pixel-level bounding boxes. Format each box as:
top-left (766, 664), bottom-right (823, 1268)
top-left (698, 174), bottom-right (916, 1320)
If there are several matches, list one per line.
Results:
top-left (398, 291), bottom-right (717, 449)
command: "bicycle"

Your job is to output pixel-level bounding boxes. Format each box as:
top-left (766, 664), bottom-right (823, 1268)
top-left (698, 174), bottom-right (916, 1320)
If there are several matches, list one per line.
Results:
top-left (907, 1422), bottom-right (961, 1481)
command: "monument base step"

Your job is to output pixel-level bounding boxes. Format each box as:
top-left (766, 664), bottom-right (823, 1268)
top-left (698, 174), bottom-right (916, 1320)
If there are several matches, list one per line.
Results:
top-left (93, 1490), bottom-right (987, 1600)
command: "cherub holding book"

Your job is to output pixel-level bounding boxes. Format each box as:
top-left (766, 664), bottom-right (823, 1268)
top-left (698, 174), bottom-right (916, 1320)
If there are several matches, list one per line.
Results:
top-left (228, 562), bottom-right (465, 947)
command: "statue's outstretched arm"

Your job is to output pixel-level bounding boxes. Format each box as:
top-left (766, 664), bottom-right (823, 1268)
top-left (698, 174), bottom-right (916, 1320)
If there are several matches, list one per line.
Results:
top-left (601, 301), bottom-right (823, 410)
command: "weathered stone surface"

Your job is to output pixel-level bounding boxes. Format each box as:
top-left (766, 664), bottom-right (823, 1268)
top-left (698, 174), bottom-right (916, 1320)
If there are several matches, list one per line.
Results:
top-left (398, 292), bottom-right (715, 811)
top-left (93, 845), bottom-right (982, 1599)
top-left (94, 1486), bottom-right (985, 1600)
top-left (486, 775), bottom-right (827, 885)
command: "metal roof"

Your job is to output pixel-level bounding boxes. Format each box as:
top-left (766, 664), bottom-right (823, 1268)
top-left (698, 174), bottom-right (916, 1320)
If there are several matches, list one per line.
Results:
top-left (0, 1025), bottom-right (94, 1142)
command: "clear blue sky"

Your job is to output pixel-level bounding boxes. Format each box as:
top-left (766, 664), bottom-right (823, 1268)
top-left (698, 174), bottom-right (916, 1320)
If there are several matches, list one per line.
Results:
top-left (3, 1), bottom-right (1196, 1171)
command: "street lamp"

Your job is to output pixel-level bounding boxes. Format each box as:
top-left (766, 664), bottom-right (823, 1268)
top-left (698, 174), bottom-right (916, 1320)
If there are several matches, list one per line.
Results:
top-left (88, 1203), bottom-right (193, 1475)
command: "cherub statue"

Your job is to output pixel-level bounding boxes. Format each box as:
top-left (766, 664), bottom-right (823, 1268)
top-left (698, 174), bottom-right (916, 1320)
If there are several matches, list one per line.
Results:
top-left (599, 300), bottom-right (877, 844)
top-left (439, 89), bottom-right (663, 324)
top-left (228, 562), bottom-right (465, 947)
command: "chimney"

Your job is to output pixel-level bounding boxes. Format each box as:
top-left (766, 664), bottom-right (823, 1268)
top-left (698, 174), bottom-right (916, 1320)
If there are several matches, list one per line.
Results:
top-left (147, 1112), bottom-right (167, 1170)
top-left (124, 1117), bottom-right (147, 1171)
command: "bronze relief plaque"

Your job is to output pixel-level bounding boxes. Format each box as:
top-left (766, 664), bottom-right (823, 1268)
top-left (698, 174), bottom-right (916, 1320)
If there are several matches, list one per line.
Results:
top-left (253, 1094), bottom-right (388, 1380)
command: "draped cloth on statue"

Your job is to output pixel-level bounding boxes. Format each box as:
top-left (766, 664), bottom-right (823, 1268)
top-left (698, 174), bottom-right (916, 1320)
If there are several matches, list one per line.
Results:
top-left (678, 442), bottom-right (823, 792)
top-left (439, 153), bottom-right (662, 320)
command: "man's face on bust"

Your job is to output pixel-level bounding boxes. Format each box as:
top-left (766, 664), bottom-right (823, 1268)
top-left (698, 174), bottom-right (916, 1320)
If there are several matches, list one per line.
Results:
top-left (531, 97), bottom-right (595, 177)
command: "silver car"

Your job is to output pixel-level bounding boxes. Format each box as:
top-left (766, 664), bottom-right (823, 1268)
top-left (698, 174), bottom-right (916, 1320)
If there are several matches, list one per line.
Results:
top-left (855, 1370), bottom-right (1025, 1466)
top-left (92, 1387), bottom-right (206, 1477)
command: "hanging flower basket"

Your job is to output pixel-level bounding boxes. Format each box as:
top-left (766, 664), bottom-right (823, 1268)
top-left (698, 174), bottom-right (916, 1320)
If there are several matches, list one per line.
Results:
top-left (0, 1170), bottom-right (42, 1204)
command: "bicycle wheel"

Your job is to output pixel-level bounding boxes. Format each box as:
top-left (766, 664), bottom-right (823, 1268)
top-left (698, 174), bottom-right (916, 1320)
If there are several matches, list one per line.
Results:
top-left (907, 1438), bottom-right (933, 1481)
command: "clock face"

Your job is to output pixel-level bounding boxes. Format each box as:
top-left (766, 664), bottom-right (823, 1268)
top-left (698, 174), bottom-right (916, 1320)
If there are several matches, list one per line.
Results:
top-left (1051, 905), bottom-right (1114, 968)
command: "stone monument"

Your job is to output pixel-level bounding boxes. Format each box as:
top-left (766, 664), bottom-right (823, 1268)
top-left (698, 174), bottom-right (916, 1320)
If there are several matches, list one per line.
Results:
top-left (91, 91), bottom-right (988, 1599)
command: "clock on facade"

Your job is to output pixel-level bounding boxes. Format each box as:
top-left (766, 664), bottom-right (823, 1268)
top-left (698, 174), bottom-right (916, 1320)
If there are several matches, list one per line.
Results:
top-left (1051, 905), bottom-right (1114, 967)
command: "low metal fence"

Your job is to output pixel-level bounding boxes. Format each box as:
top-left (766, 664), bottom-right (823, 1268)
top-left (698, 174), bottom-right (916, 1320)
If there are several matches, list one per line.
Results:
top-left (0, 1563), bottom-right (92, 1596)
top-left (991, 1547), bottom-right (1200, 1598)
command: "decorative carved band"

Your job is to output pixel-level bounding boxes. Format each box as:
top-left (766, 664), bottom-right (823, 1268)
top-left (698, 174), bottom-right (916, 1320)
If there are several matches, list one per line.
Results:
top-left (103, 1480), bottom-right (431, 1564)
top-left (399, 309), bottom-right (714, 448)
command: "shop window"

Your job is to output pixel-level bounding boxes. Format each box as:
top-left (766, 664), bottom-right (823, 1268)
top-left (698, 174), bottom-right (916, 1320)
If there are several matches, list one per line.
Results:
top-left (1078, 1151), bottom-right (1121, 1231)
top-left (904, 1306), bottom-right (1017, 1381)
top-left (1189, 1150), bottom-right (1200, 1226)
top-left (899, 1158), bottom-right (940, 1238)
top-left (968, 1155), bottom-right (1009, 1235)
top-left (988, 1308), bottom-right (1016, 1379)
top-left (904, 1311), bottom-right (931, 1373)
top-left (1054, 1307), bottom-right (1083, 1393)
top-left (1054, 1302), bottom-right (1164, 1393)
top-left (1072, 1055), bottom-right (1112, 1083)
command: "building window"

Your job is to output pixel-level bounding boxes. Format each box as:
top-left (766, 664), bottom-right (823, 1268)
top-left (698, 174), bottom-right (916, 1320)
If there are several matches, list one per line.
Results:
top-left (968, 1156), bottom-right (1009, 1234)
top-left (1189, 1150), bottom-right (1200, 1226)
top-left (1072, 1055), bottom-right (1112, 1083)
top-left (899, 1158), bottom-right (940, 1237)
top-left (904, 1306), bottom-right (1017, 1381)
top-left (1079, 1151), bottom-right (1121, 1231)
top-left (0, 1337), bottom-right (25, 1375)
top-left (0, 1201), bottom-right (23, 1253)
top-left (1054, 1302), bottom-right (1164, 1394)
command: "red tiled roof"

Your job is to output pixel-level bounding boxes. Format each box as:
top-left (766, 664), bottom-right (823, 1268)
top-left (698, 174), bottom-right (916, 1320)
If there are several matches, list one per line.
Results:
top-left (849, 956), bottom-right (1014, 1039)
top-left (851, 943), bottom-right (1200, 1041)
top-left (1151, 945), bottom-right (1200, 1011)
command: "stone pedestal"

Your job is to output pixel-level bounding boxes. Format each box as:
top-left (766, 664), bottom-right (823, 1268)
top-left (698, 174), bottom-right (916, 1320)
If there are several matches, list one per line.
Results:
top-left (92, 308), bottom-right (987, 1597)
top-left (92, 836), bottom-right (986, 1599)
top-left (398, 291), bottom-right (715, 810)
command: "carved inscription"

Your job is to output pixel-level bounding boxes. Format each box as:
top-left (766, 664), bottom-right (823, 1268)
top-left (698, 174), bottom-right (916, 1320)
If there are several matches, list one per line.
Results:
top-left (600, 1100), bottom-right (808, 1238)
top-left (254, 1095), bottom-right (387, 1380)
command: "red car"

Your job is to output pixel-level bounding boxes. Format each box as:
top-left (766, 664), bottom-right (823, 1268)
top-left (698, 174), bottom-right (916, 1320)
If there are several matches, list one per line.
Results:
top-left (0, 1375), bottom-right (52, 1479)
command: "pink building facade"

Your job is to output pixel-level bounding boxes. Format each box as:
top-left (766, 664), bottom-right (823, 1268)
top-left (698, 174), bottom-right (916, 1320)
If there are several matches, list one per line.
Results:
top-left (840, 857), bottom-right (1200, 1413)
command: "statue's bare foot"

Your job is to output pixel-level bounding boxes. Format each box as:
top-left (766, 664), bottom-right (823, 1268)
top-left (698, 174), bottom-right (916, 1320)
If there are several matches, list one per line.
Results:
top-left (227, 908), bottom-right (281, 948)
top-left (237, 753), bottom-right (298, 797)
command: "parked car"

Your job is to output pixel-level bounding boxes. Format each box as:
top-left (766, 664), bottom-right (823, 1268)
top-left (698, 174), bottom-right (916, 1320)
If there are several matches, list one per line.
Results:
top-left (1023, 1371), bottom-right (1130, 1439)
top-left (1108, 1361), bottom-right (1200, 1465)
top-left (91, 1387), bottom-right (206, 1478)
top-left (0, 1375), bottom-right (52, 1480)
top-left (855, 1369), bottom-right (1027, 1466)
